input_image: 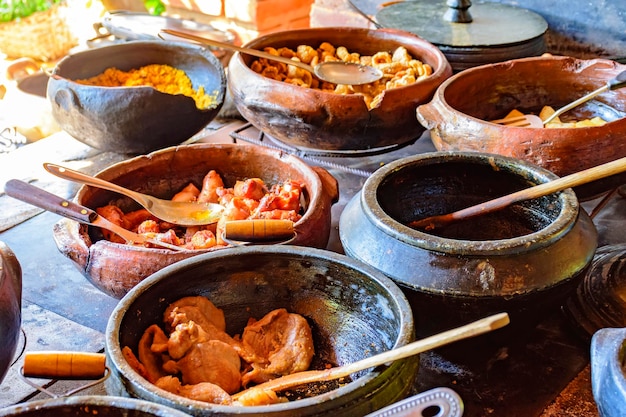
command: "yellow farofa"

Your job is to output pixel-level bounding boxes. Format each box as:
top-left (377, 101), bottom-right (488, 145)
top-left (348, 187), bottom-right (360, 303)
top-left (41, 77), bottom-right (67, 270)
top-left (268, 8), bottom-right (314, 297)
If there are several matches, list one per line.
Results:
top-left (76, 64), bottom-right (218, 110)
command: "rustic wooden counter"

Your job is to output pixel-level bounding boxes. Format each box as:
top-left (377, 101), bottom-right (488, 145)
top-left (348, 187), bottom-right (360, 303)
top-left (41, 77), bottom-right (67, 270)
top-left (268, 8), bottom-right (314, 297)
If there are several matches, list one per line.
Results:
top-left (2, 120), bottom-right (622, 416)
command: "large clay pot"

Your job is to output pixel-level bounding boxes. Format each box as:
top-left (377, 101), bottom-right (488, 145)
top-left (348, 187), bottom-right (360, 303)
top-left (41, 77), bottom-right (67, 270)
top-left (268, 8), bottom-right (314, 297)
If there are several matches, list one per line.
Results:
top-left (0, 241), bottom-right (21, 384)
top-left (52, 143), bottom-right (339, 299)
top-left (339, 151), bottom-right (598, 337)
top-left (47, 40), bottom-right (226, 154)
top-left (416, 55), bottom-right (626, 199)
top-left (228, 27), bottom-right (452, 151)
top-left (105, 245), bottom-right (417, 416)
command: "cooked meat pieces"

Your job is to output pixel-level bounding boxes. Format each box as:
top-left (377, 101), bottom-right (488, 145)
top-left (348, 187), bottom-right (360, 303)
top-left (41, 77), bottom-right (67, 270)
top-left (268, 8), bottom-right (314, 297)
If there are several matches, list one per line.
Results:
top-left (167, 320), bottom-right (239, 360)
top-left (239, 308), bottom-right (315, 386)
top-left (163, 295), bottom-right (226, 333)
top-left (137, 324), bottom-right (170, 383)
top-left (168, 339), bottom-right (242, 394)
top-left (156, 375), bottom-right (233, 405)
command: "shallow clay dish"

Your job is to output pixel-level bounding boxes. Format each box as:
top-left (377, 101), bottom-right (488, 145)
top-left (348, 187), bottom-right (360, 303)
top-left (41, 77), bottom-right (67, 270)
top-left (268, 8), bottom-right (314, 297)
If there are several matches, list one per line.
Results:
top-left (416, 55), bottom-right (626, 198)
top-left (52, 143), bottom-right (339, 299)
top-left (228, 27), bottom-right (452, 152)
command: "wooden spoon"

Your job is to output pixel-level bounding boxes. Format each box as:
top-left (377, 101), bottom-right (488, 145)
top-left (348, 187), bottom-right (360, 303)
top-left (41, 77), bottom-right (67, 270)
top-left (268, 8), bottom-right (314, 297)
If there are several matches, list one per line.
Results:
top-left (232, 312), bottom-right (509, 399)
top-left (409, 156), bottom-right (626, 231)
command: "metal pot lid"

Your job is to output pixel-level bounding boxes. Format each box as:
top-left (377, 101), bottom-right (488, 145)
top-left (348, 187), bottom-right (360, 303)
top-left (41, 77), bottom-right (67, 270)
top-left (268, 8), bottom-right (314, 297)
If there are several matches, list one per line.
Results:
top-left (102, 11), bottom-right (234, 44)
top-left (375, 0), bottom-right (547, 48)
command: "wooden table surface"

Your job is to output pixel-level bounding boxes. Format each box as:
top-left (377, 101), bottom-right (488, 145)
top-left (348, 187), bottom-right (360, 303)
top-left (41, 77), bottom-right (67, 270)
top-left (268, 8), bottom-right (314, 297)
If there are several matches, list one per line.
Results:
top-left (1, 120), bottom-right (622, 416)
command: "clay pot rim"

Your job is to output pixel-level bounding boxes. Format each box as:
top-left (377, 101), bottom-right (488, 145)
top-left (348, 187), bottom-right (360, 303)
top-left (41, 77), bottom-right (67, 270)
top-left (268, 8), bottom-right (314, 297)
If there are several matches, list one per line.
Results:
top-left (431, 54), bottom-right (626, 129)
top-left (105, 245), bottom-right (415, 413)
top-left (361, 151), bottom-right (581, 255)
top-left (74, 143), bottom-right (327, 252)
top-left (234, 26), bottom-right (452, 104)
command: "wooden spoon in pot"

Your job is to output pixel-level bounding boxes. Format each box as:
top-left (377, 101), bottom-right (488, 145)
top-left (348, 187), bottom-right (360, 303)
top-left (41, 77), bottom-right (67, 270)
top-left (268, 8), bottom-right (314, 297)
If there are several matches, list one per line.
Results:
top-left (232, 312), bottom-right (509, 399)
top-left (409, 156), bottom-right (626, 231)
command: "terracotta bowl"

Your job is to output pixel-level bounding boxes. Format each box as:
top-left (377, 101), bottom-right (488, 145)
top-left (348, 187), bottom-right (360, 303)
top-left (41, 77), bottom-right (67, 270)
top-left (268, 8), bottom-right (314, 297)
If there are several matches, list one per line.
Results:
top-left (47, 40), bottom-right (226, 154)
top-left (416, 55), bottom-right (626, 199)
top-left (339, 152), bottom-right (598, 338)
top-left (105, 246), bottom-right (417, 416)
top-left (228, 27), bottom-right (452, 151)
top-left (0, 242), bottom-right (21, 384)
top-left (52, 143), bottom-right (339, 299)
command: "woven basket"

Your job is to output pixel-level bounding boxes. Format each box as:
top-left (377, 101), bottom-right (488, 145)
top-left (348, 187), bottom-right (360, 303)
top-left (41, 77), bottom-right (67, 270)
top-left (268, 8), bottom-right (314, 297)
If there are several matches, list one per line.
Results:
top-left (0, 3), bottom-right (78, 62)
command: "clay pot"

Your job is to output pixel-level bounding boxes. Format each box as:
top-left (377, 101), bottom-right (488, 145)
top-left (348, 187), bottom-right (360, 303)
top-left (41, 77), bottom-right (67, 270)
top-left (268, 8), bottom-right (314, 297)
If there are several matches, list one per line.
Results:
top-left (339, 152), bottom-right (598, 337)
top-left (105, 245), bottom-right (417, 416)
top-left (416, 55), bottom-right (626, 199)
top-left (0, 242), bottom-right (21, 384)
top-left (0, 396), bottom-right (192, 416)
top-left (52, 143), bottom-right (339, 299)
top-left (228, 27), bottom-right (452, 151)
top-left (47, 41), bottom-right (226, 154)
top-left (591, 327), bottom-right (626, 417)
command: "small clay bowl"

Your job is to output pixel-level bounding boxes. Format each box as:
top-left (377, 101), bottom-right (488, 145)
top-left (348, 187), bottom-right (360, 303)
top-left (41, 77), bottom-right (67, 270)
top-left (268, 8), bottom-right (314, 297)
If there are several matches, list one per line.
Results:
top-left (340, 151), bottom-right (598, 337)
top-left (52, 143), bottom-right (339, 299)
top-left (105, 245), bottom-right (417, 416)
top-left (416, 55), bottom-right (626, 199)
top-left (228, 27), bottom-right (452, 151)
top-left (47, 40), bottom-right (226, 154)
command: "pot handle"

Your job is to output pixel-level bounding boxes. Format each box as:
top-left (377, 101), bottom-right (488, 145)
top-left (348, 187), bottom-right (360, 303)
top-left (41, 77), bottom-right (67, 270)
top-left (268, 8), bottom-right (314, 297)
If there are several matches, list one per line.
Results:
top-left (20, 351), bottom-right (109, 398)
top-left (222, 219), bottom-right (296, 244)
top-left (52, 86), bottom-right (80, 112)
top-left (415, 101), bottom-right (442, 130)
top-left (312, 166), bottom-right (340, 204)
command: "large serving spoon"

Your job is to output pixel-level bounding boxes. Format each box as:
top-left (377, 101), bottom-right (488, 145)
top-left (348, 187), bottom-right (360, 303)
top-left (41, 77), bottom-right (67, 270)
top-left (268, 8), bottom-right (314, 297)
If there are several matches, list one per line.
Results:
top-left (160, 29), bottom-right (384, 85)
top-left (232, 312), bottom-right (509, 399)
top-left (4, 179), bottom-right (184, 251)
top-left (44, 163), bottom-right (224, 226)
top-left (409, 156), bottom-right (626, 231)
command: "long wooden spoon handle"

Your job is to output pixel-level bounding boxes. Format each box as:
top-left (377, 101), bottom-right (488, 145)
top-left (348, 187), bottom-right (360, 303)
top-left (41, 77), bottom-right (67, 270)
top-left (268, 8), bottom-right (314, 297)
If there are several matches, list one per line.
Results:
top-left (233, 312), bottom-right (509, 398)
top-left (410, 156), bottom-right (626, 230)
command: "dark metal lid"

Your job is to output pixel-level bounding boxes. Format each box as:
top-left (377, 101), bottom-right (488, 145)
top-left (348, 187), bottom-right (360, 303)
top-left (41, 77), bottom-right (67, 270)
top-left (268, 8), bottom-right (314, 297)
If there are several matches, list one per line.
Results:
top-left (376, 1), bottom-right (547, 48)
top-left (375, 1), bottom-right (548, 71)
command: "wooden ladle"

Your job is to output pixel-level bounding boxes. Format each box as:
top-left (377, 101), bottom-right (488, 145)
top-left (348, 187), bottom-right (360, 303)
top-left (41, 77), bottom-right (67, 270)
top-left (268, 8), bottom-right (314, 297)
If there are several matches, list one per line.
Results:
top-left (232, 312), bottom-right (509, 399)
top-left (409, 156), bottom-right (626, 231)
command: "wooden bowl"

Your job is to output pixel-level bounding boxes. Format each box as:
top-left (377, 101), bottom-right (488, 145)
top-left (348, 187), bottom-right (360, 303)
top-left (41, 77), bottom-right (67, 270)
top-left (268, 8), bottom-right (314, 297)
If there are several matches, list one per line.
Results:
top-left (52, 143), bottom-right (339, 299)
top-left (47, 41), bottom-right (226, 154)
top-left (228, 27), bottom-right (452, 151)
top-left (416, 55), bottom-right (626, 198)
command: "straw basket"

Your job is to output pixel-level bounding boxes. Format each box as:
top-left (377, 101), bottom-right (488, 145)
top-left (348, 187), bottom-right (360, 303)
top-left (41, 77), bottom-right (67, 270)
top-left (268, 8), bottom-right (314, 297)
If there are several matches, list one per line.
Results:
top-left (0, 3), bottom-right (77, 62)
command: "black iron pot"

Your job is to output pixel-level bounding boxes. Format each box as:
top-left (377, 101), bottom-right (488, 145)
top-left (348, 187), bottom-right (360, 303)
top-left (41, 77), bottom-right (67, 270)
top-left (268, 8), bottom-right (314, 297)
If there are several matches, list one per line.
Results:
top-left (0, 241), bottom-right (22, 384)
top-left (0, 396), bottom-right (192, 417)
top-left (47, 40), bottom-right (226, 154)
top-left (105, 245), bottom-right (417, 416)
top-left (339, 152), bottom-right (598, 338)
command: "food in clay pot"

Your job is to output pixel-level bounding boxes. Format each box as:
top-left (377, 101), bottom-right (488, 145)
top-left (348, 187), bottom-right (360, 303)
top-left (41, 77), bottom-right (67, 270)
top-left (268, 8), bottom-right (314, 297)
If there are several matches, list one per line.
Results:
top-left (52, 143), bottom-right (339, 299)
top-left (415, 55), bottom-right (626, 199)
top-left (105, 246), bottom-right (418, 417)
top-left (227, 27), bottom-right (452, 151)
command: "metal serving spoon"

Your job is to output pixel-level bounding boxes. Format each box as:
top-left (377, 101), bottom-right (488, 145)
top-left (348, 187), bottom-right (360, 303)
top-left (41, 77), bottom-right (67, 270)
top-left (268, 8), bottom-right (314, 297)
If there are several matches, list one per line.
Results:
top-left (160, 29), bottom-right (384, 85)
top-left (44, 163), bottom-right (224, 226)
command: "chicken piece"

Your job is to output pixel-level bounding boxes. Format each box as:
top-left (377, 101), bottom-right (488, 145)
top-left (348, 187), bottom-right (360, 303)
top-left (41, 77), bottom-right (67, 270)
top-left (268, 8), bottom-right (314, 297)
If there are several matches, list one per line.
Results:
top-left (137, 219), bottom-right (160, 234)
top-left (137, 324), bottom-right (170, 383)
top-left (156, 375), bottom-right (233, 405)
top-left (146, 229), bottom-right (183, 248)
top-left (235, 387), bottom-right (281, 406)
top-left (169, 339), bottom-right (242, 393)
top-left (253, 180), bottom-right (303, 216)
top-left (125, 209), bottom-right (157, 230)
top-left (198, 170), bottom-right (225, 203)
top-left (188, 230), bottom-right (217, 249)
top-left (255, 209), bottom-right (301, 222)
top-left (122, 346), bottom-right (150, 381)
top-left (233, 178), bottom-right (267, 200)
top-left (215, 186), bottom-right (234, 205)
top-left (172, 182), bottom-right (200, 202)
top-left (167, 320), bottom-right (239, 360)
top-left (163, 296), bottom-right (226, 333)
top-left (96, 205), bottom-right (129, 243)
top-left (239, 308), bottom-right (315, 386)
